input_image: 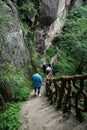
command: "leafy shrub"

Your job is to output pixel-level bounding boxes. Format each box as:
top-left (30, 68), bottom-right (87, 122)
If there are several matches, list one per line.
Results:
top-left (46, 45), bottom-right (57, 62)
top-left (19, 0), bottom-right (37, 15)
top-left (52, 50), bottom-right (76, 77)
top-left (15, 86), bottom-right (30, 101)
top-left (0, 64), bottom-right (31, 102)
top-left (0, 64), bottom-right (32, 130)
top-left (54, 5), bottom-right (87, 76)
top-left (0, 103), bottom-right (21, 130)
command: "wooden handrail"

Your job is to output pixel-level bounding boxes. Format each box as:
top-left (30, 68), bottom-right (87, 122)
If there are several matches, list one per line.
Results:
top-left (46, 74), bottom-right (87, 122)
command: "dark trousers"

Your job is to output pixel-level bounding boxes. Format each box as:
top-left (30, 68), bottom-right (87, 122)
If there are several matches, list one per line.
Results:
top-left (34, 87), bottom-right (40, 95)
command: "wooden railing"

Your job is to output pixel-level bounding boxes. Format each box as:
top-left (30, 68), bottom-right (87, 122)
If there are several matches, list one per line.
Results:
top-left (46, 74), bottom-right (87, 122)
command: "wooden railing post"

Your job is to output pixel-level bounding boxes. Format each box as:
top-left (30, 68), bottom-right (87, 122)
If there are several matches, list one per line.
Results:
top-left (57, 80), bottom-right (66, 109)
top-left (46, 74), bottom-right (87, 122)
top-left (84, 96), bottom-right (87, 111)
top-left (63, 80), bottom-right (71, 113)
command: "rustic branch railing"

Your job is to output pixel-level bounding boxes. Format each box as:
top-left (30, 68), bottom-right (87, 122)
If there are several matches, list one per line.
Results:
top-left (46, 74), bottom-right (87, 122)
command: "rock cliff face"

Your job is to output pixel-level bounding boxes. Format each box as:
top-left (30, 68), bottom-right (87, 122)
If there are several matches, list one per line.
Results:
top-left (0, 0), bottom-right (84, 71)
top-left (37, 0), bottom-right (84, 60)
top-left (0, 1), bottom-right (31, 74)
top-left (39, 0), bottom-right (59, 26)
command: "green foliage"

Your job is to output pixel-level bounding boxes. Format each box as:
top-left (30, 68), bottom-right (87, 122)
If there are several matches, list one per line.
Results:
top-left (0, 64), bottom-right (32, 130)
top-left (46, 45), bottom-right (57, 62)
top-left (52, 50), bottom-right (76, 77)
top-left (0, 63), bottom-right (31, 102)
top-left (20, 21), bottom-right (29, 36)
top-left (57, 5), bottom-right (87, 75)
top-left (17, 0), bottom-right (41, 72)
top-left (26, 36), bottom-right (40, 71)
top-left (68, 6), bottom-right (87, 19)
top-left (0, 103), bottom-right (21, 130)
top-left (20, 21), bottom-right (42, 75)
top-left (17, 0), bottom-right (42, 9)
top-left (83, 112), bottom-right (87, 120)
top-left (19, 0), bottom-right (37, 16)
top-left (17, 0), bottom-right (38, 25)
top-left (0, 1), bottom-right (11, 31)
top-left (15, 86), bottom-right (30, 101)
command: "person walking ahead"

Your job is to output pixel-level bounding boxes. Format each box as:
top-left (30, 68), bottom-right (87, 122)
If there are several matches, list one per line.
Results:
top-left (42, 62), bottom-right (46, 74)
top-left (31, 71), bottom-right (42, 96)
top-left (46, 63), bottom-right (52, 75)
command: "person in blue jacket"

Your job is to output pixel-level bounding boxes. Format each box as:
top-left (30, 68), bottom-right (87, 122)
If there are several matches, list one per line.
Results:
top-left (31, 71), bottom-right (42, 96)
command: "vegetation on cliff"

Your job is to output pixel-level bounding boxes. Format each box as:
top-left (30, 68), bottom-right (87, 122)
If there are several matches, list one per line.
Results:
top-left (0, 1), bottom-right (42, 130)
top-left (0, 0), bottom-right (42, 105)
top-left (0, 1), bottom-right (87, 129)
top-left (46, 5), bottom-right (87, 77)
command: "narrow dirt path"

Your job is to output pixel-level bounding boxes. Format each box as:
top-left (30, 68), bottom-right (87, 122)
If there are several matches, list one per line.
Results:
top-left (18, 80), bottom-right (87, 130)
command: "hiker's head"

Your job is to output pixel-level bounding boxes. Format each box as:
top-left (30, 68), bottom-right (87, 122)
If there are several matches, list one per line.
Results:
top-left (43, 62), bottom-right (46, 65)
top-left (36, 70), bottom-right (39, 74)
